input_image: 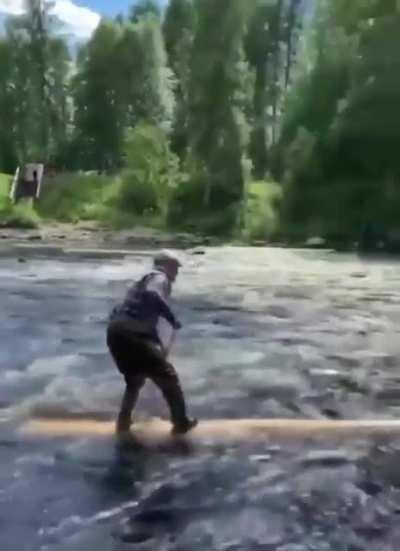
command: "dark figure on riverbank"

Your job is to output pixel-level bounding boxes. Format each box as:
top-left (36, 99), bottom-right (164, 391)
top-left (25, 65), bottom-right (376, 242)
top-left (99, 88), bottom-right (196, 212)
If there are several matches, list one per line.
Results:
top-left (107, 250), bottom-right (197, 435)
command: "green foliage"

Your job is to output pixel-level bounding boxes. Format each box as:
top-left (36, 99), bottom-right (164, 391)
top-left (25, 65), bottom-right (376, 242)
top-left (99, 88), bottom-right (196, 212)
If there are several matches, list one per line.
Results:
top-left (37, 174), bottom-right (118, 223)
top-left (243, 181), bottom-right (282, 242)
top-left (72, 21), bottom-right (124, 170)
top-left (135, 16), bottom-right (176, 133)
top-left (0, 173), bottom-right (11, 207)
top-left (13, 0), bottom-right (400, 244)
top-left (0, 2), bottom-right (71, 166)
top-left (167, 170), bottom-right (239, 236)
top-left (118, 172), bottom-right (158, 217)
top-left (163, 0), bottom-right (196, 156)
top-left (167, 172), bottom-right (204, 228)
top-left (276, 0), bottom-right (400, 242)
top-left (72, 15), bottom-right (174, 171)
top-left (185, 0), bottom-right (254, 233)
top-left (119, 124), bottom-right (180, 219)
top-left (0, 199), bottom-right (40, 229)
top-left (130, 0), bottom-right (161, 23)
top-left (36, 125), bottom-right (180, 228)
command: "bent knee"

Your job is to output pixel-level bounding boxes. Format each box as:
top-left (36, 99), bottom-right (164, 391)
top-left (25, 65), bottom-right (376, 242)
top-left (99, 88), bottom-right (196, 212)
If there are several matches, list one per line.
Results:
top-left (165, 363), bottom-right (179, 379)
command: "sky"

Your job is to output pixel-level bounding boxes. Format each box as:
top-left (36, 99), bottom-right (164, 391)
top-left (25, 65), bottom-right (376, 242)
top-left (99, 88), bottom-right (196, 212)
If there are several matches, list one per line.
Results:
top-left (0, 0), bottom-right (166, 39)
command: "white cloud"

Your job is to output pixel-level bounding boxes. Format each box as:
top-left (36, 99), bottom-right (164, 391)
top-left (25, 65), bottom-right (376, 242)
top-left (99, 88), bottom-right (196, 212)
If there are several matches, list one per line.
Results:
top-left (0, 0), bottom-right (100, 38)
top-left (0, 0), bottom-right (25, 16)
top-left (52, 1), bottom-right (100, 38)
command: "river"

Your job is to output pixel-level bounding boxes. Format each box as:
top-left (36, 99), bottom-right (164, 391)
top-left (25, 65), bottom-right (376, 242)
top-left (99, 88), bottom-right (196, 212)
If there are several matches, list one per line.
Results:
top-left (2, 247), bottom-right (400, 550)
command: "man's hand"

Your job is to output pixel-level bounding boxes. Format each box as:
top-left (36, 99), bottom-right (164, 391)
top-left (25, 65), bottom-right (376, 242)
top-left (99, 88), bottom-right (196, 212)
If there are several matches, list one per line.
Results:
top-left (173, 320), bottom-right (182, 331)
top-left (164, 329), bottom-right (177, 358)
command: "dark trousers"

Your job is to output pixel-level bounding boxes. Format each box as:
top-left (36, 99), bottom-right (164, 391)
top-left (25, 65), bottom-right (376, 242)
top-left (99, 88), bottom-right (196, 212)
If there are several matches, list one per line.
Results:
top-left (107, 319), bottom-right (188, 431)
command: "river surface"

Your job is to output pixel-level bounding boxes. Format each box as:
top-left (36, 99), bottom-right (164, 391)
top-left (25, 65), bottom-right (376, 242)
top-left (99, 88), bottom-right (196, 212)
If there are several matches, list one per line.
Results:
top-left (2, 247), bottom-right (400, 550)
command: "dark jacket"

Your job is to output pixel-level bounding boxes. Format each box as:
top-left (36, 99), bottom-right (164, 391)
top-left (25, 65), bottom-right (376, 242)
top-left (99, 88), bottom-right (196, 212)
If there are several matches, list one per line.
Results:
top-left (109, 271), bottom-right (181, 343)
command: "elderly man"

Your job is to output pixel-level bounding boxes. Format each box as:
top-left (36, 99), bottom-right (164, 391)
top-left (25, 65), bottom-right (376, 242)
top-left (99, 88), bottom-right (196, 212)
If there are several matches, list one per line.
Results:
top-left (107, 250), bottom-right (197, 435)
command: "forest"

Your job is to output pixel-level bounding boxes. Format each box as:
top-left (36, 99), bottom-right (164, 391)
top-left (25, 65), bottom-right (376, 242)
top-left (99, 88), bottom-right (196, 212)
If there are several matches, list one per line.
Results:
top-left (0, 0), bottom-right (399, 245)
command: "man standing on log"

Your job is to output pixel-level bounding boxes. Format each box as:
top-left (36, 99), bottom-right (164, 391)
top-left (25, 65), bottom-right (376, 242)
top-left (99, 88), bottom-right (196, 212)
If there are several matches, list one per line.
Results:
top-left (107, 250), bottom-right (197, 435)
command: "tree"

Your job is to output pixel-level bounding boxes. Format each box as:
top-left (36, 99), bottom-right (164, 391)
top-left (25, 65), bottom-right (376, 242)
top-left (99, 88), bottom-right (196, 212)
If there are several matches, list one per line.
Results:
top-left (275, 0), bottom-right (362, 237)
top-left (284, 0), bottom-right (303, 90)
top-left (136, 15), bottom-right (175, 133)
top-left (245, 1), bottom-right (273, 178)
top-left (113, 22), bottom-right (146, 130)
top-left (269, 0), bottom-right (284, 146)
top-left (24, 0), bottom-right (53, 160)
top-left (72, 15), bottom-right (174, 171)
top-left (187, 0), bottom-right (254, 231)
top-left (244, 0), bottom-right (303, 178)
top-left (163, 0), bottom-right (196, 157)
top-left (129, 0), bottom-right (161, 23)
top-left (47, 37), bottom-right (72, 167)
top-left (0, 38), bottom-right (19, 172)
top-left (0, 2), bottom-right (71, 168)
top-left (329, 1), bottom-right (400, 228)
top-left (72, 21), bottom-right (123, 170)
top-left (276, 0), bottom-right (400, 240)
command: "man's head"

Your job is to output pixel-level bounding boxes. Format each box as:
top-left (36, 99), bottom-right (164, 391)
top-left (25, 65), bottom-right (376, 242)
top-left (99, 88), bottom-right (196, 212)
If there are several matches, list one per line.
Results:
top-left (153, 250), bottom-right (182, 282)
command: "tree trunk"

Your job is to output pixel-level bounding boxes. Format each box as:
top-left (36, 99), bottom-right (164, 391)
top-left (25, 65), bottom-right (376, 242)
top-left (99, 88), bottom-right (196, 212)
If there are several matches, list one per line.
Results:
top-left (285, 0), bottom-right (301, 90)
top-left (29, 0), bottom-right (50, 161)
top-left (271, 0), bottom-right (283, 146)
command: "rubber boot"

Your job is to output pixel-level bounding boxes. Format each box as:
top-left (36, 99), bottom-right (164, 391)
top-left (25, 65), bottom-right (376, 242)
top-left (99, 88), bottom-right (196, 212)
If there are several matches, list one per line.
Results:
top-left (171, 417), bottom-right (198, 435)
top-left (155, 376), bottom-right (197, 434)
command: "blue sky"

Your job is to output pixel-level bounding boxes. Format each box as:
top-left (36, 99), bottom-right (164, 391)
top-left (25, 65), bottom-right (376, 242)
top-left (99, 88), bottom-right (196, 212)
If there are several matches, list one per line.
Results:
top-left (83, 1), bottom-right (131, 16)
top-left (0, 0), bottom-right (167, 39)
top-left (83, 0), bottom-right (166, 17)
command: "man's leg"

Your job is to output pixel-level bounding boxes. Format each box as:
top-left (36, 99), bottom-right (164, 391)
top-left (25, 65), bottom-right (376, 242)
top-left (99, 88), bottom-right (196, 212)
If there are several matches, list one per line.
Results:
top-left (116, 375), bottom-right (145, 433)
top-left (107, 321), bottom-right (146, 433)
top-left (149, 360), bottom-right (197, 433)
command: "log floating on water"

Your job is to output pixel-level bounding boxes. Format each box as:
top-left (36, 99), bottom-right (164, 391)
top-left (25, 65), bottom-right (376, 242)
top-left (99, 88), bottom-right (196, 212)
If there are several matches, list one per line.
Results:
top-left (18, 417), bottom-right (400, 446)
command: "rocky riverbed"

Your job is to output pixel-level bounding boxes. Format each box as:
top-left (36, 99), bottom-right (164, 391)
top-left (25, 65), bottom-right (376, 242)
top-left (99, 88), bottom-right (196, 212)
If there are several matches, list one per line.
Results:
top-left (2, 246), bottom-right (400, 550)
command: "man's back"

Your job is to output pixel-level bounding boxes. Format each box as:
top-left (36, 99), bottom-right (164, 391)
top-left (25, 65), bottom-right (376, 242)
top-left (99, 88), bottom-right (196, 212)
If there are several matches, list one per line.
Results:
top-left (111, 270), bottom-right (179, 345)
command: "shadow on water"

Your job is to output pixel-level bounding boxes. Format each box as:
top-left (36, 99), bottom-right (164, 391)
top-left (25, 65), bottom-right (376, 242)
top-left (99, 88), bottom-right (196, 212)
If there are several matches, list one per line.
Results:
top-left (90, 436), bottom-right (222, 546)
top-left (97, 433), bottom-right (195, 506)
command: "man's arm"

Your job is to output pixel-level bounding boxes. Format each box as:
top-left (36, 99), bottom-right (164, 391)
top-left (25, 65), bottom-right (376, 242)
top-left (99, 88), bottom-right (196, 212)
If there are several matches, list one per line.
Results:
top-left (146, 274), bottom-right (181, 330)
top-left (147, 290), bottom-right (181, 329)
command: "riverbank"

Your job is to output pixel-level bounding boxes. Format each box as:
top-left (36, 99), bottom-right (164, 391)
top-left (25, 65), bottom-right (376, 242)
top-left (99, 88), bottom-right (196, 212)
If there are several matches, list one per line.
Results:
top-left (0, 222), bottom-right (218, 254)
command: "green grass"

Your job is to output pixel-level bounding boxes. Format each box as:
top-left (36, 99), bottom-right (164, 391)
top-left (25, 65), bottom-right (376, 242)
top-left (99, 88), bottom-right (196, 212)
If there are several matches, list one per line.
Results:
top-left (0, 173), bottom-right (11, 207)
top-left (0, 201), bottom-right (40, 229)
top-left (31, 172), bottom-right (284, 239)
top-left (0, 174), bottom-right (39, 229)
top-left (0, 173), bottom-right (40, 229)
top-left (37, 173), bottom-right (120, 224)
top-left (37, 173), bottom-right (168, 230)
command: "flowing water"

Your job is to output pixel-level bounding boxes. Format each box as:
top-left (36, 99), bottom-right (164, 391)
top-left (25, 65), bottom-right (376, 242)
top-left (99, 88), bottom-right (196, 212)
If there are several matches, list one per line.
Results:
top-left (2, 247), bottom-right (400, 550)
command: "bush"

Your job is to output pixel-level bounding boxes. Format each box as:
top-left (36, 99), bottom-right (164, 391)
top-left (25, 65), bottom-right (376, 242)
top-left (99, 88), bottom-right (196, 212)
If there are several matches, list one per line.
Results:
top-left (36, 170), bottom-right (165, 229)
top-left (167, 174), bottom-right (204, 227)
top-left (37, 173), bottom-right (119, 223)
top-left (242, 181), bottom-right (282, 242)
top-left (0, 199), bottom-right (40, 229)
top-left (280, 175), bottom-right (389, 244)
top-left (123, 124), bottom-right (181, 221)
top-left (166, 172), bottom-right (238, 236)
top-left (117, 170), bottom-right (158, 216)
